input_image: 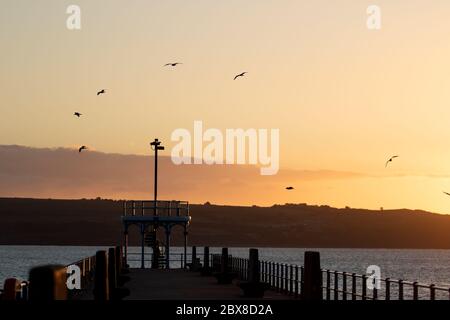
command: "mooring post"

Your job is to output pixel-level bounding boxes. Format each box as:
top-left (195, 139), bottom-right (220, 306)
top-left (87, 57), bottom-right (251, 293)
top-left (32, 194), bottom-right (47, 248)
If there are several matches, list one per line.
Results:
top-left (115, 245), bottom-right (122, 279)
top-left (203, 246), bottom-right (210, 271)
top-left (238, 248), bottom-right (270, 298)
top-left (165, 226), bottom-right (171, 269)
top-left (302, 251), bottom-right (322, 300)
top-left (140, 224), bottom-right (146, 269)
top-left (184, 226), bottom-right (188, 269)
top-left (94, 250), bottom-right (109, 301)
top-left (248, 248), bottom-right (259, 283)
top-left (123, 231), bottom-right (128, 267)
top-left (108, 248), bottom-right (117, 295)
top-left (2, 278), bottom-right (22, 301)
top-left (29, 265), bottom-right (67, 301)
top-left (191, 246), bottom-right (197, 271)
top-left (221, 248), bottom-right (229, 274)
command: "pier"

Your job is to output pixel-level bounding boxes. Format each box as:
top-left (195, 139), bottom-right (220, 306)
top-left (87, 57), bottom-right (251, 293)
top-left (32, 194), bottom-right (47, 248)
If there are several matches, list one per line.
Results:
top-left (2, 244), bottom-right (450, 301)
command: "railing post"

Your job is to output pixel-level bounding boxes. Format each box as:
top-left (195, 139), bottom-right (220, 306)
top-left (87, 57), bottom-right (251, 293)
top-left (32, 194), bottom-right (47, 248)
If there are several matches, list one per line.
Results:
top-left (108, 248), bottom-right (117, 297)
top-left (94, 250), bottom-right (109, 300)
top-left (265, 261), bottom-right (269, 283)
top-left (284, 264), bottom-right (289, 294)
top-left (398, 280), bottom-right (403, 300)
top-left (362, 275), bottom-right (367, 300)
top-left (413, 281), bottom-right (419, 300)
top-left (271, 262), bottom-right (275, 288)
top-left (385, 278), bottom-right (390, 300)
top-left (290, 265), bottom-right (294, 295)
top-left (342, 272), bottom-right (347, 300)
top-left (29, 265), bottom-right (67, 301)
top-left (302, 251), bottom-right (322, 301)
top-left (334, 271), bottom-right (339, 300)
top-left (276, 263), bottom-right (280, 292)
top-left (430, 284), bottom-right (435, 300)
top-left (326, 270), bottom-right (331, 300)
top-left (123, 231), bottom-right (128, 267)
top-left (301, 266), bottom-right (304, 292)
top-left (351, 273), bottom-right (356, 300)
top-left (164, 226), bottom-right (171, 269)
top-left (295, 265), bottom-right (299, 298)
top-left (264, 261), bottom-right (268, 283)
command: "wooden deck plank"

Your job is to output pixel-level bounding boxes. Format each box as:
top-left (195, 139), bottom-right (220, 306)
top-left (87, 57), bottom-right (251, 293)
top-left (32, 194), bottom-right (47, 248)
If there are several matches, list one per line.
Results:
top-left (124, 269), bottom-right (292, 300)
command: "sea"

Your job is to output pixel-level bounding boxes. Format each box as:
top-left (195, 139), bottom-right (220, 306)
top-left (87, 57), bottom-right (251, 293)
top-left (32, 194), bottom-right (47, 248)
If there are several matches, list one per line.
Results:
top-left (1, 246), bottom-right (449, 298)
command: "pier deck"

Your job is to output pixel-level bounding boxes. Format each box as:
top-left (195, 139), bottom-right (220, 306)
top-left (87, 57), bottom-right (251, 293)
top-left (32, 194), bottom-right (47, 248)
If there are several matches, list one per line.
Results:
top-left (124, 269), bottom-right (291, 300)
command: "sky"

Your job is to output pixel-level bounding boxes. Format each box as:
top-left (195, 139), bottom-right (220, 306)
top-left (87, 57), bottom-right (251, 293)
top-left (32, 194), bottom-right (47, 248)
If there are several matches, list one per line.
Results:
top-left (1, 1), bottom-right (450, 214)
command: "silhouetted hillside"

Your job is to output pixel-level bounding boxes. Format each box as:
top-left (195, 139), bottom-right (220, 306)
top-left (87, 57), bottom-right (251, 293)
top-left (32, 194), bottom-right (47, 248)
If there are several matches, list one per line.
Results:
top-left (0, 198), bottom-right (449, 248)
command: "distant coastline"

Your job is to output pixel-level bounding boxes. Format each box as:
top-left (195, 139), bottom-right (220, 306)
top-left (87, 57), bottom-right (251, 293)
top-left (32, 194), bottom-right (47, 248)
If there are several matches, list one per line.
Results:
top-left (1, 198), bottom-right (449, 249)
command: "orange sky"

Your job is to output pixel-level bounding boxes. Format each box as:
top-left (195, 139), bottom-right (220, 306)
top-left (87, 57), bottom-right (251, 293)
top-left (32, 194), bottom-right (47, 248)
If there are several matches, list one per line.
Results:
top-left (0, 1), bottom-right (449, 214)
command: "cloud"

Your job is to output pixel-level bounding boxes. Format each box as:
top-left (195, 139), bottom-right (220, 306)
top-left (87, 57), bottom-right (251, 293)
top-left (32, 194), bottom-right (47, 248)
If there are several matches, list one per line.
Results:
top-left (1, 144), bottom-right (426, 204)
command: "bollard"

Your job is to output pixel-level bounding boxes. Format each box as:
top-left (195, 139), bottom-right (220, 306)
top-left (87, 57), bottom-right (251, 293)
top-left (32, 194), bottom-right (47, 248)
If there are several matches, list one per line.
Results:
top-left (2, 278), bottom-right (22, 301)
top-left (108, 248), bottom-right (117, 294)
top-left (212, 254), bottom-right (220, 272)
top-left (191, 246), bottom-right (198, 271)
top-left (248, 248), bottom-right (259, 283)
top-left (214, 248), bottom-right (237, 284)
top-left (204, 247), bottom-right (210, 269)
top-left (301, 251), bottom-right (322, 301)
top-left (221, 248), bottom-right (229, 274)
top-left (238, 249), bottom-right (270, 298)
top-left (94, 250), bottom-right (109, 300)
top-left (29, 265), bottom-right (67, 301)
top-left (115, 245), bottom-right (122, 277)
top-left (201, 246), bottom-right (211, 276)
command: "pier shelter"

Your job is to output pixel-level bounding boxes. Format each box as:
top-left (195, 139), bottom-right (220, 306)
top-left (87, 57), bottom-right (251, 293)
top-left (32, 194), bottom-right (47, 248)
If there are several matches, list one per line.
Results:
top-left (121, 200), bottom-right (190, 269)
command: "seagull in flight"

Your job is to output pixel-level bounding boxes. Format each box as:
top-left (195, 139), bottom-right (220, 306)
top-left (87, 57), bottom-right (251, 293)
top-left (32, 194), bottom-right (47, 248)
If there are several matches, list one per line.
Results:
top-left (286, 186), bottom-right (294, 190)
top-left (385, 155), bottom-right (399, 168)
top-left (78, 146), bottom-right (87, 153)
top-left (97, 89), bottom-right (106, 96)
top-left (234, 72), bottom-right (247, 80)
top-left (74, 112), bottom-right (82, 118)
top-left (444, 191), bottom-right (450, 196)
top-left (164, 62), bottom-right (182, 67)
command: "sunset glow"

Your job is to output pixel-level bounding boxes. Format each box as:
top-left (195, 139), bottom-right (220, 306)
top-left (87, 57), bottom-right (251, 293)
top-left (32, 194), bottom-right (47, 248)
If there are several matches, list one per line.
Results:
top-left (1, 0), bottom-right (450, 214)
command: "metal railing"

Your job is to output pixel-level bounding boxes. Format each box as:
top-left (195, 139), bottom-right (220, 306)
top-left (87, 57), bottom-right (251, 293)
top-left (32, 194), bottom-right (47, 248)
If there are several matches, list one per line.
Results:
top-left (322, 270), bottom-right (450, 300)
top-left (123, 200), bottom-right (189, 217)
top-left (127, 252), bottom-right (186, 269)
top-left (210, 253), bottom-right (450, 300)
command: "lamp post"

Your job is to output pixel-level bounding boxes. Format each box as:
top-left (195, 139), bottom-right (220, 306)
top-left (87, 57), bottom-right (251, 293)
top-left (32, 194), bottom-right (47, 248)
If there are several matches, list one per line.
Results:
top-left (150, 138), bottom-right (164, 215)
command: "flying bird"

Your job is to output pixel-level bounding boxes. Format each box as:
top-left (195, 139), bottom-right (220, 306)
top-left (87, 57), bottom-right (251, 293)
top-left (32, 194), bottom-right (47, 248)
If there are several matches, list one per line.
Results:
top-left (233, 72), bottom-right (247, 80)
top-left (97, 89), bottom-right (106, 96)
top-left (164, 62), bottom-right (182, 67)
top-left (78, 146), bottom-right (87, 153)
top-left (286, 186), bottom-right (294, 190)
top-left (74, 112), bottom-right (82, 117)
top-left (444, 191), bottom-right (450, 196)
top-left (385, 155), bottom-right (399, 168)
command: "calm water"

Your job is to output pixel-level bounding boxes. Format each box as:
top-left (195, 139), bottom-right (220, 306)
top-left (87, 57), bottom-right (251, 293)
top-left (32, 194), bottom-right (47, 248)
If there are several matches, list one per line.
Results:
top-left (1, 246), bottom-right (449, 292)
